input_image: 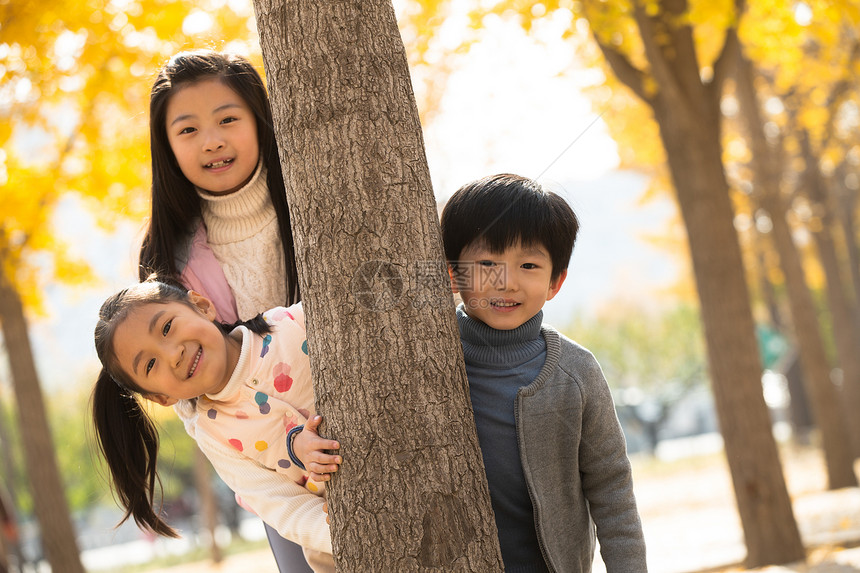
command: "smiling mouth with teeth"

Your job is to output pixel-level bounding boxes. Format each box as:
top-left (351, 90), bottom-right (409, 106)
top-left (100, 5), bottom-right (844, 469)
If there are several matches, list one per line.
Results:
top-left (206, 158), bottom-right (234, 169)
top-left (187, 347), bottom-right (202, 378)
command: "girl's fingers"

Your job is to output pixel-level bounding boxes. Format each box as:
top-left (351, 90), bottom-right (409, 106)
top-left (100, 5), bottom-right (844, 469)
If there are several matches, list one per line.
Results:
top-left (309, 461), bottom-right (339, 474)
top-left (310, 437), bottom-right (339, 450)
top-left (305, 415), bottom-right (323, 432)
top-left (311, 454), bottom-right (342, 465)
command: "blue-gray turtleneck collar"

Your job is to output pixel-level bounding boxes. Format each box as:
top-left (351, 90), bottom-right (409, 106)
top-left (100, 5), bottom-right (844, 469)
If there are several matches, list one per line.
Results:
top-left (456, 304), bottom-right (546, 369)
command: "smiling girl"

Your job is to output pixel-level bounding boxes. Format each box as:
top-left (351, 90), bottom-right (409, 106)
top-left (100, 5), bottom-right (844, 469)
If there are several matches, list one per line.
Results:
top-left (134, 50), bottom-right (321, 571)
top-left (139, 50), bottom-right (299, 324)
top-left (91, 280), bottom-right (340, 572)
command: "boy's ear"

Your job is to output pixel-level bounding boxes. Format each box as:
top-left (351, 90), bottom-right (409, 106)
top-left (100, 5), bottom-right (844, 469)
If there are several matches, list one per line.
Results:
top-left (143, 394), bottom-right (178, 407)
top-left (546, 269), bottom-right (568, 302)
top-left (187, 290), bottom-right (217, 320)
top-left (447, 264), bottom-right (460, 294)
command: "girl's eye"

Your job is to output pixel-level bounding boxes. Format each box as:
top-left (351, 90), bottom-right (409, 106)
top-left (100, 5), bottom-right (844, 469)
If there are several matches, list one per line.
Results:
top-left (162, 319), bottom-right (172, 336)
top-left (145, 358), bottom-right (155, 375)
top-left (221, 116), bottom-right (237, 124)
top-left (179, 126), bottom-right (196, 135)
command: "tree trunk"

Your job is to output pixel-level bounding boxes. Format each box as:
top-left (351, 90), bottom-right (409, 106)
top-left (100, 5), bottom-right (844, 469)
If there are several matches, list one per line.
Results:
top-left (593, 5), bottom-right (804, 564)
top-left (757, 189), bottom-right (857, 486)
top-left (754, 242), bottom-right (783, 333)
top-left (0, 268), bottom-right (84, 573)
top-left (734, 54), bottom-right (858, 485)
top-left (193, 447), bottom-right (222, 564)
top-left (832, 164), bottom-right (860, 309)
top-left (0, 405), bottom-right (25, 573)
top-left (655, 101), bottom-right (805, 567)
top-left (798, 129), bottom-right (860, 460)
top-left (752, 237), bottom-right (814, 442)
top-left (252, 1), bottom-right (504, 570)
top-left (784, 352), bottom-right (815, 443)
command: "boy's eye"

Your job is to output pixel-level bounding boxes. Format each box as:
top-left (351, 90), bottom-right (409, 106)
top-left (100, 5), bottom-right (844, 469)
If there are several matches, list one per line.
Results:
top-left (522, 263), bottom-right (538, 269)
top-left (145, 358), bottom-right (155, 375)
top-left (477, 260), bottom-right (497, 267)
top-left (162, 319), bottom-right (172, 336)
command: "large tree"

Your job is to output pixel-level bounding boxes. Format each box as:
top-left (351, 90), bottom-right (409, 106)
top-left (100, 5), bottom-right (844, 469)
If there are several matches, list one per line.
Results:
top-left (0, 0), bottom-right (267, 566)
top-left (584, 0), bottom-right (806, 566)
top-left (252, 0), bottom-right (505, 570)
top-left (0, 268), bottom-right (83, 573)
top-left (733, 51), bottom-right (857, 488)
top-left (736, 0), bottom-right (860, 459)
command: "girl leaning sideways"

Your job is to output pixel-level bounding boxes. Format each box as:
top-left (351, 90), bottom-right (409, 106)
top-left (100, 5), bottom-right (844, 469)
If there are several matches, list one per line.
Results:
top-left (131, 49), bottom-right (330, 572)
top-left (91, 281), bottom-right (341, 572)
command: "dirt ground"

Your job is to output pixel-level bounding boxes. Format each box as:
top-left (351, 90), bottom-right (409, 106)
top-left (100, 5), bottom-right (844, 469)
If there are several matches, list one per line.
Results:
top-left (147, 442), bottom-right (860, 573)
top-left (627, 443), bottom-right (860, 573)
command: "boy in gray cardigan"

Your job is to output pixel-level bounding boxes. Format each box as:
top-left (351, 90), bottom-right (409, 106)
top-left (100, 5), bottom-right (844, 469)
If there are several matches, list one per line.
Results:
top-left (291, 174), bottom-right (647, 572)
top-left (439, 174), bottom-right (647, 573)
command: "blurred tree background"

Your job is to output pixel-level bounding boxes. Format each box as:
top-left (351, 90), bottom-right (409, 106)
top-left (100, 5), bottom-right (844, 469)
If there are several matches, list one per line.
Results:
top-left (2, 0), bottom-right (860, 570)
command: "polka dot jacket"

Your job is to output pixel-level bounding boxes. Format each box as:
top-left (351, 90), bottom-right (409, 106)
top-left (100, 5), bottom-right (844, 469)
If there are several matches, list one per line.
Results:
top-left (174, 303), bottom-right (332, 554)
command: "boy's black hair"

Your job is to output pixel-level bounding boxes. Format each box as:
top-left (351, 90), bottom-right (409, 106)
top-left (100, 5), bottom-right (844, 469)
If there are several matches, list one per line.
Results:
top-left (440, 173), bottom-right (579, 281)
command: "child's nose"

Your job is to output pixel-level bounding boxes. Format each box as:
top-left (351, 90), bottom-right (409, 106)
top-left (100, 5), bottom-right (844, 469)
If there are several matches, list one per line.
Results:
top-left (203, 131), bottom-right (225, 152)
top-left (499, 271), bottom-right (518, 291)
top-left (168, 344), bottom-right (185, 370)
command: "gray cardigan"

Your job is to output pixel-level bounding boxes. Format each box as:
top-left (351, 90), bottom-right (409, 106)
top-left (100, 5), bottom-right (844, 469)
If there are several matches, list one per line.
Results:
top-left (517, 325), bottom-right (647, 572)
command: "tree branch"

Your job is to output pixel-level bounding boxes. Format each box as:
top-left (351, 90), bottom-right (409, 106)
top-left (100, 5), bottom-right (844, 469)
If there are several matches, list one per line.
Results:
top-left (709, 28), bottom-right (740, 110)
top-left (592, 35), bottom-right (652, 106)
top-left (631, 0), bottom-right (685, 107)
top-left (820, 40), bottom-right (860, 150)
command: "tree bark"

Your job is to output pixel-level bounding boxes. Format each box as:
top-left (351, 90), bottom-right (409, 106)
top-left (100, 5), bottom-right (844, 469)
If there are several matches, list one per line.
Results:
top-left (593, 3), bottom-right (805, 565)
top-left (252, 0), bottom-right (504, 570)
top-left (0, 405), bottom-right (26, 573)
top-left (735, 53), bottom-right (858, 486)
top-left (655, 100), bottom-right (805, 567)
top-left (756, 188), bottom-right (856, 487)
top-left (797, 128), bottom-right (860, 460)
top-left (193, 447), bottom-right (223, 564)
top-left (0, 266), bottom-right (84, 573)
top-left (751, 237), bottom-right (814, 441)
top-left (832, 163), bottom-right (860, 310)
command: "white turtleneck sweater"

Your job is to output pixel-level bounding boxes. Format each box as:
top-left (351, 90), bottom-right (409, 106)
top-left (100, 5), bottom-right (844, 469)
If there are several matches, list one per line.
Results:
top-left (197, 163), bottom-right (288, 320)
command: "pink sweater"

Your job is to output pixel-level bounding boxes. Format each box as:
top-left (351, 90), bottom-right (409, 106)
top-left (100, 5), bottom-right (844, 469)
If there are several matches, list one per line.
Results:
top-left (179, 222), bottom-right (240, 324)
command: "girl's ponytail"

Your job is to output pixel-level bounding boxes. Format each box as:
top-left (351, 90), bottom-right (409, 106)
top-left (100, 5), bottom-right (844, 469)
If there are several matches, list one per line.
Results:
top-left (92, 368), bottom-right (178, 538)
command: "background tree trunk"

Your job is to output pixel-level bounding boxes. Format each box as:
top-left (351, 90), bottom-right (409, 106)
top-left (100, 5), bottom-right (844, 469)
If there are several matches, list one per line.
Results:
top-left (0, 409), bottom-right (25, 573)
top-left (751, 239), bottom-right (814, 443)
top-left (0, 267), bottom-right (84, 573)
top-left (832, 163), bottom-right (860, 309)
top-left (593, 4), bottom-right (805, 565)
top-left (655, 96), bottom-right (805, 567)
top-left (734, 53), bottom-right (858, 486)
top-left (253, 0), bottom-right (505, 570)
top-left (797, 129), bottom-right (860, 460)
top-left (193, 448), bottom-right (223, 564)
top-left (756, 186), bottom-right (856, 487)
